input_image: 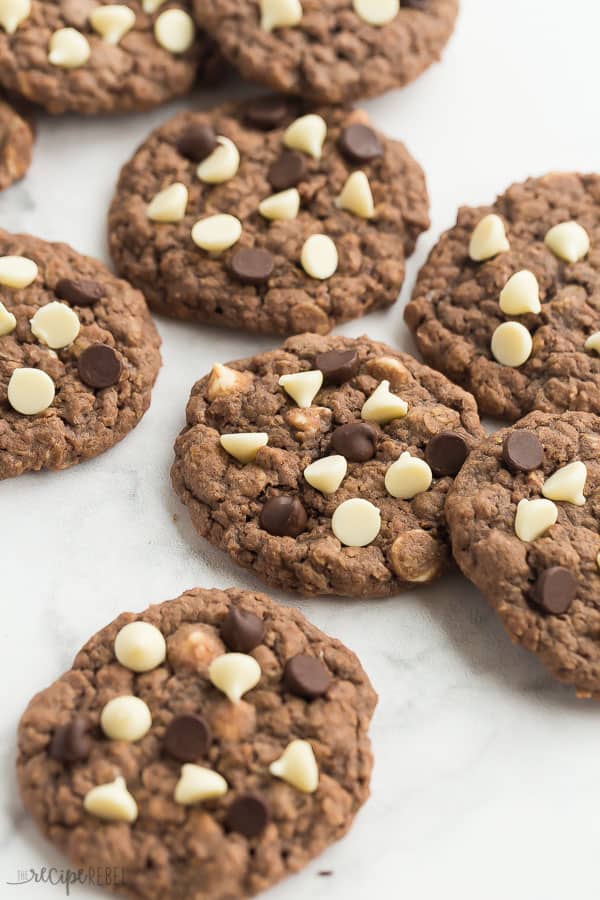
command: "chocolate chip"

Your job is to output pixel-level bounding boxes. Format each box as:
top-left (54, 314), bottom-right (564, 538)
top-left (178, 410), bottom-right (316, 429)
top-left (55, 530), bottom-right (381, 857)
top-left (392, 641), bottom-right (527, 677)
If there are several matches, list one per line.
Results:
top-left (532, 567), bottom-right (577, 615)
top-left (338, 124), bottom-right (383, 163)
top-left (49, 716), bottom-right (92, 763)
top-left (220, 606), bottom-right (265, 653)
top-left (403, 0), bottom-right (429, 8)
top-left (229, 248), bottom-right (274, 285)
top-left (268, 150), bottom-right (307, 191)
top-left (55, 278), bottom-right (104, 307)
top-left (425, 432), bottom-right (469, 477)
top-left (78, 344), bottom-right (122, 389)
top-left (176, 123), bottom-right (218, 162)
top-left (260, 496), bottom-right (307, 537)
top-left (330, 422), bottom-right (376, 462)
top-left (315, 349), bottom-right (359, 385)
top-left (283, 654), bottom-right (331, 699)
top-left (244, 96), bottom-right (290, 130)
top-left (163, 714), bottom-right (211, 762)
top-left (224, 794), bottom-right (270, 838)
top-left (502, 431), bottom-right (544, 473)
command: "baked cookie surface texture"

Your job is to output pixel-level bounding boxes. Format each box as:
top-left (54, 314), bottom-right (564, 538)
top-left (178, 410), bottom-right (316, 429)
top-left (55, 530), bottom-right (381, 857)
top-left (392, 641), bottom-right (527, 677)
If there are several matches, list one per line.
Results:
top-left (0, 96), bottom-right (33, 189)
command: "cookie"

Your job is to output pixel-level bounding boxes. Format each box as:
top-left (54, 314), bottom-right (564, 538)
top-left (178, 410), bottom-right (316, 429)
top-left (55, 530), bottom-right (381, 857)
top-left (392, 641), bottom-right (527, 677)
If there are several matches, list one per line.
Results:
top-left (405, 173), bottom-right (600, 421)
top-left (194, 0), bottom-right (458, 104)
top-left (171, 333), bottom-right (484, 597)
top-left (0, 229), bottom-right (161, 480)
top-left (0, 0), bottom-right (222, 115)
top-left (0, 96), bottom-right (33, 190)
top-left (446, 411), bottom-right (600, 698)
top-left (17, 586), bottom-right (377, 900)
top-left (108, 98), bottom-right (429, 336)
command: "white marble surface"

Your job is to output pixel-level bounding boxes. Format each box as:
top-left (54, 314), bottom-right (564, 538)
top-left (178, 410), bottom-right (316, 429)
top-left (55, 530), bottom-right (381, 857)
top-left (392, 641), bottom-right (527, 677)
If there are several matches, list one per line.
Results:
top-left (3, 1), bottom-right (600, 897)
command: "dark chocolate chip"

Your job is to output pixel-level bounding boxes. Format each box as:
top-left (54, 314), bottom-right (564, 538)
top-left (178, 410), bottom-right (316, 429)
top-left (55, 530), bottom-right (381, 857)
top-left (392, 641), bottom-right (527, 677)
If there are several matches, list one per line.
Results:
top-left (283, 654), bottom-right (331, 699)
top-left (49, 716), bottom-right (92, 763)
top-left (330, 422), bottom-right (376, 462)
top-left (220, 606), bottom-right (265, 653)
top-left (55, 278), bottom-right (104, 307)
top-left (315, 349), bottom-right (359, 385)
top-left (163, 714), bottom-right (211, 762)
top-left (268, 150), bottom-right (307, 191)
top-left (224, 794), bottom-right (270, 838)
top-left (77, 344), bottom-right (121, 389)
top-left (176, 124), bottom-right (218, 162)
top-left (502, 430), bottom-right (544, 473)
top-left (532, 567), bottom-right (577, 615)
top-left (425, 432), bottom-right (469, 477)
top-left (338, 124), bottom-right (383, 163)
top-left (260, 496), bottom-right (307, 537)
top-left (244, 96), bottom-right (290, 130)
top-left (229, 248), bottom-right (274, 285)
top-left (403, 0), bottom-right (429, 8)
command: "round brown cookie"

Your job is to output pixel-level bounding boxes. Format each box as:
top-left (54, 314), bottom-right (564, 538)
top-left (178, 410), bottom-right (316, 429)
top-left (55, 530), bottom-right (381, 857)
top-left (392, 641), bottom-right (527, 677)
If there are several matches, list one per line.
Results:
top-left (0, 0), bottom-right (222, 115)
top-left (0, 96), bottom-right (33, 190)
top-left (171, 333), bottom-right (484, 597)
top-left (17, 586), bottom-right (377, 900)
top-left (108, 98), bottom-right (429, 336)
top-left (405, 173), bottom-right (600, 421)
top-left (194, 0), bottom-right (458, 104)
top-left (0, 229), bottom-right (161, 480)
top-left (446, 411), bottom-right (600, 698)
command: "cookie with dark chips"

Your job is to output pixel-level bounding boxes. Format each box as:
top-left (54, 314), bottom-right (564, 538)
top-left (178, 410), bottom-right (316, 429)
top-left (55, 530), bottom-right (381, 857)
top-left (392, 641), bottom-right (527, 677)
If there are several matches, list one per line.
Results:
top-left (171, 333), bottom-right (484, 597)
top-left (18, 586), bottom-right (377, 900)
top-left (0, 96), bottom-right (33, 190)
top-left (446, 411), bottom-right (600, 698)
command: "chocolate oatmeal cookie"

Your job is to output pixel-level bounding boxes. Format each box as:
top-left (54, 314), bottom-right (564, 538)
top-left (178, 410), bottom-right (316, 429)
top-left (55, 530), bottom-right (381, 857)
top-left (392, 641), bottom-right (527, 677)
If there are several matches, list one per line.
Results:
top-left (18, 586), bottom-right (377, 900)
top-left (194, 0), bottom-right (458, 104)
top-left (446, 411), bottom-right (600, 698)
top-left (172, 334), bottom-right (484, 597)
top-left (0, 229), bottom-right (161, 480)
top-left (0, 96), bottom-right (33, 190)
top-left (108, 97), bottom-right (429, 336)
top-left (405, 173), bottom-right (600, 420)
top-left (0, 0), bottom-right (221, 115)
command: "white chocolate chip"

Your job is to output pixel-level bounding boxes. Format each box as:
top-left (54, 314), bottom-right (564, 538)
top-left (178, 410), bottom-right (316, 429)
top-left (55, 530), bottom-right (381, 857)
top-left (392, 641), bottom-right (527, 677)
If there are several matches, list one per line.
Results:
top-left (89, 4), bottom-right (135, 44)
top-left (597, 551), bottom-right (600, 571)
top-left (542, 461), bottom-right (587, 507)
top-left (220, 432), bottom-right (269, 463)
top-left (259, 0), bottom-right (302, 31)
top-left (48, 28), bottom-right (91, 68)
top-left (269, 740), bottom-right (319, 793)
top-left (284, 114), bottom-right (327, 159)
top-left (196, 136), bottom-right (240, 184)
top-left (353, 0), bottom-right (398, 26)
top-left (300, 234), bottom-right (338, 280)
top-left (207, 363), bottom-right (252, 400)
top-left (385, 452), bottom-right (432, 500)
top-left (0, 301), bottom-right (16, 336)
top-left (0, 0), bottom-right (30, 33)
top-left (491, 321), bottom-right (532, 367)
top-left (361, 379), bottom-right (408, 424)
top-left (304, 455), bottom-right (347, 495)
top-left (331, 498), bottom-right (381, 547)
top-left (191, 214), bottom-right (242, 254)
top-left (154, 8), bottom-right (194, 53)
top-left (114, 621), bottom-right (166, 672)
top-left (143, 0), bottom-right (165, 10)
top-left (544, 221), bottom-right (590, 263)
top-left (0, 255), bottom-right (37, 289)
top-left (8, 368), bottom-right (55, 415)
top-left (174, 764), bottom-right (229, 805)
top-left (30, 302), bottom-right (80, 350)
top-left (585, 332), bottom-right (600, 353)
top-left (336, 171), bottom-right (374, 219)
top-left (469, 213), bottom-right (510, 261)
top-left (147, 182), bottom-right (188, 222)
top-left (514, 497), bottom-right (558, 542)
top-left (499, 270), bottom-right (541, 316)
top-left (279, 369), bottom-right (323, 408)
top-left (100, 695), bottom-right (152, 742)
top-left (84, 776), bottom-right (138, 823)
top-left (209, 653), bottom-right (261, 703)
top-left (259, 188), bottom-right (300, 221)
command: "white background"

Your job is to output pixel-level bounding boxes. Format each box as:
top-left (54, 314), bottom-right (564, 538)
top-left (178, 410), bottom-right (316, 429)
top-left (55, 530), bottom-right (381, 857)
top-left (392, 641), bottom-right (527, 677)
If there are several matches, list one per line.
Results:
top-left (2, 1), bottom-right (600, 898)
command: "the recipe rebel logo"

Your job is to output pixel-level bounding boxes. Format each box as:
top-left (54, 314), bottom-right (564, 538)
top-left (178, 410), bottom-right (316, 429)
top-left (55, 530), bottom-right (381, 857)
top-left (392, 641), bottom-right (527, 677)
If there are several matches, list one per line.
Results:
top-left (7, 866), bottom-right (128, 895)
